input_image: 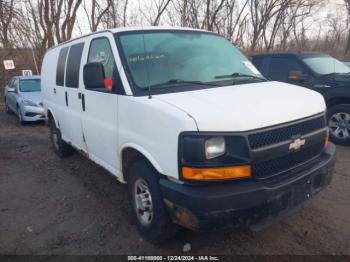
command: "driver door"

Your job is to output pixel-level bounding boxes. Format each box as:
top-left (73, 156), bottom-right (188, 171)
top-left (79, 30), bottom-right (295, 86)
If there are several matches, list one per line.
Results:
top-left (79, 33), bottom-right (121, 175)
top-left (7, 78), bottom-right (19, 111)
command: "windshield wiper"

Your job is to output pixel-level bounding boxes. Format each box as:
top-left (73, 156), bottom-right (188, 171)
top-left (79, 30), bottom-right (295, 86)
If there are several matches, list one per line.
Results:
top-left (149, 79), bottom-right (220, 88)
top-left (215, 72), bottom-right (267, 81)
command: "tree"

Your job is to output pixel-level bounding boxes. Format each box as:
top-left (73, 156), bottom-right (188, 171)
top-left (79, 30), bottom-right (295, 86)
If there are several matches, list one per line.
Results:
top-left (153, 0), bottom-right (172, 26)
top-left (25, 0), bottom-right (82, 48)
top-left (138, 0), bottom-right (172, 26)
top-left (221, 0), bottom-right (249, 46)
top-left (83, 0), bottom-right (111, 32)
top-left (204, 0), bottom-right (225, 31)
top-left (249, 0), bottom-right (285, 52)
top-left (100, 0), bottom-right (129, 28)
top-left (0, 0), bottom-right (17, 48)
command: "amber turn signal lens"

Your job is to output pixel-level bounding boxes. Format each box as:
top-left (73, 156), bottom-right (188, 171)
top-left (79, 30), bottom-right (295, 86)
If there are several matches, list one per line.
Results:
top-left (182, 165), bottom-right (251, 181)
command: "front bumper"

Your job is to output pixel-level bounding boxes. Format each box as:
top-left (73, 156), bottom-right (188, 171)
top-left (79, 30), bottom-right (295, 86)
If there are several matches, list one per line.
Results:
top-left (160, 143), bottom-right (336, 231)
top-left (22, 105), bottom-right (46, 122)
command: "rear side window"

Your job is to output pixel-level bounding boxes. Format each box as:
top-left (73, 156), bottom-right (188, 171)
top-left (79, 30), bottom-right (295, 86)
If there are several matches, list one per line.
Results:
top-left (65, 43), bottom-right (84, 88)
top-left (56, 47), bottom-right (69, 86)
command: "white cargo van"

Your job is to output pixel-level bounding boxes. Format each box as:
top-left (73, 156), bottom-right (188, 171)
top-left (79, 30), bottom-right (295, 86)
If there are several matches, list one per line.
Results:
top-left (42, 27), bottom-right (335, 243)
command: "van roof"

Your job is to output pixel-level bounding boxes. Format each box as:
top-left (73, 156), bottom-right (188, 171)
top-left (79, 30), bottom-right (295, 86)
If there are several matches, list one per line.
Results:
top-left (48, 26), bottom-right (212, 51)
top-left (110, 26), bottom-right (209, 34)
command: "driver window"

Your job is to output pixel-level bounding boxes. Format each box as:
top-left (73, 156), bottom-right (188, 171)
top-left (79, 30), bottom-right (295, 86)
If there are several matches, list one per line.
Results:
top-left (12, 78), bottom-right (19, 92)
top-left (8, 78), bottom-right (14, 88)
top-left (87, 37), bottom-right (116, 92)
top-left (268, 57), bottom-right (305, 81)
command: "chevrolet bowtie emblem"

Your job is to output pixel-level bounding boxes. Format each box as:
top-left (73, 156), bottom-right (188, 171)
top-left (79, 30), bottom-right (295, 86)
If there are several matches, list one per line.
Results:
top-left (289, 138), bottom-right (306, 151)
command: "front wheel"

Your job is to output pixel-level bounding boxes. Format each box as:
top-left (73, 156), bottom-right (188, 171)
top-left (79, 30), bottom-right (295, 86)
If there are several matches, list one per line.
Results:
top-left (327, 104), bottom-right (350, 145)
top-left (49, 119), bottom-right (74, 157)
top-left (127, 160), bottom-right (179, 243)
top-left (5, 101), bottom-right (12, 114)
top-left (17, 106), bottom-right (25, 125)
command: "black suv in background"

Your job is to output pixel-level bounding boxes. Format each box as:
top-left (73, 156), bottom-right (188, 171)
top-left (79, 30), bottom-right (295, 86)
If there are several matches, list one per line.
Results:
top-left (252, 52), bottom-right (350, 145)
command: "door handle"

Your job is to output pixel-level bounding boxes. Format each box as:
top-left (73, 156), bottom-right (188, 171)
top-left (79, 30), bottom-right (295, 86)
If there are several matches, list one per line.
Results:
top-left (81, 94), bottom-right (85, 111)
top-left (53, 88), bottom-right (56, 94)
top-left (78, 92), bottom-right (82, 99)
top-left (65, 91), bottom-right (68, 106)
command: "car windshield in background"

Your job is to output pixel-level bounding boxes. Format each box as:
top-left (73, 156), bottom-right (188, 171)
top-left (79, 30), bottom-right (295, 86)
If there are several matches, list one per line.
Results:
top-left (20, 79), bottom-right (41, 92)
top-left (116, 31), bottom-right (263, 94)
top-left (302, 56), bottom-right (350, 75)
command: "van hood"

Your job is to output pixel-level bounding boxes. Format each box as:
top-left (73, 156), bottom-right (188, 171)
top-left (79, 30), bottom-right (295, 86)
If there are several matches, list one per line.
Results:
top-left (154, 81), bottom-right (326, 132)
top-left (20, 92), bottom-right (43, 105)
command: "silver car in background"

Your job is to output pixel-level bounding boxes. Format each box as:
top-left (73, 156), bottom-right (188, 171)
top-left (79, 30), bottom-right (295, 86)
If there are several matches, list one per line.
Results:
top-left (4, 75), bottom-right (45, 124)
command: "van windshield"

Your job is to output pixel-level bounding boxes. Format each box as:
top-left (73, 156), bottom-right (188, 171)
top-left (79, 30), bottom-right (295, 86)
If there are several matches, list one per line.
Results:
top-left (116, 31), bottom-right (263, 95)
top-left (19, 79), bottom-right (41, 92)
top-left (302, 56), bottom-right (350, 75)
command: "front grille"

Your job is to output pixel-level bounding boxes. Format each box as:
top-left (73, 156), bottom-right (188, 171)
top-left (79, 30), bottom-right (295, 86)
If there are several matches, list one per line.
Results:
top-left (248, 116), bottom-right (325, 149)
top-left (25, 112), bottom-right (40, 117)
top-left (252, 142), bottom-right (324, 179)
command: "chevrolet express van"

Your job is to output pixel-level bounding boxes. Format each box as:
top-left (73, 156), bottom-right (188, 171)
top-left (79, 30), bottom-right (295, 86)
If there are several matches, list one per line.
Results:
top-left (42, 27), bottom-right (336, 243)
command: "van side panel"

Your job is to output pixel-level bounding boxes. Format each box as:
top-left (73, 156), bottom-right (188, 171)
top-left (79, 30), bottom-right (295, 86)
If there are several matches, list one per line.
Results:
top-left (80, 91), bottom-right (119, 175)
top-left (117, 96), bottom-right (198, 180)
top-left (42, 48), bottom-right (65, 128)
top-left (76, 33), bottom-right (120, 178)
top-left (58, 42), bottom-right (87, 151)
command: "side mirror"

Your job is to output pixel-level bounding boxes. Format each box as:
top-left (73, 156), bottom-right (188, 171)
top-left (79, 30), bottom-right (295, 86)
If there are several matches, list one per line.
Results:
top-left (83, 62), bottom-right (105, 89)
top-left (288, 71), bottom-right (308, 82)
top-left (7, 87), bottom-right (15, 92)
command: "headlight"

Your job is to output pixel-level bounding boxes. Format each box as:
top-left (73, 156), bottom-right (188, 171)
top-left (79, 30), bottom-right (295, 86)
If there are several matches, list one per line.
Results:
top-left (205, 136), bottom-right (226, 159)
top-left (22, 99), bottom-right (38, 107)
top-left (179, 133), bottom-right (251, 181)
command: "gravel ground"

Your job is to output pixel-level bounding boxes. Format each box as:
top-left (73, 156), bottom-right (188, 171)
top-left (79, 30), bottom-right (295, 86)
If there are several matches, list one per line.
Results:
top-left (0, 104), bottom-right (349, 255)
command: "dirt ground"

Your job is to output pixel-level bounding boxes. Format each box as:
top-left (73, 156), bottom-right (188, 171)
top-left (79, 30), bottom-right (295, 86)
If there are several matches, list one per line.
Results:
top-left (0, 104), bottom-right (350, 256)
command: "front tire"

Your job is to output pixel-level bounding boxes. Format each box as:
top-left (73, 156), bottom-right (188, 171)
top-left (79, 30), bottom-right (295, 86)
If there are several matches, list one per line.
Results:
top-left (49, 119), bottom-right (74, 157)
top-left (17, 106), bottom-right (25, 125)
top-left (5, 101), bottom-right (12, 114)
top-left (127, 160), bottom-right (179, 243)
top-left (327, 104), bottom-right (350, 145)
